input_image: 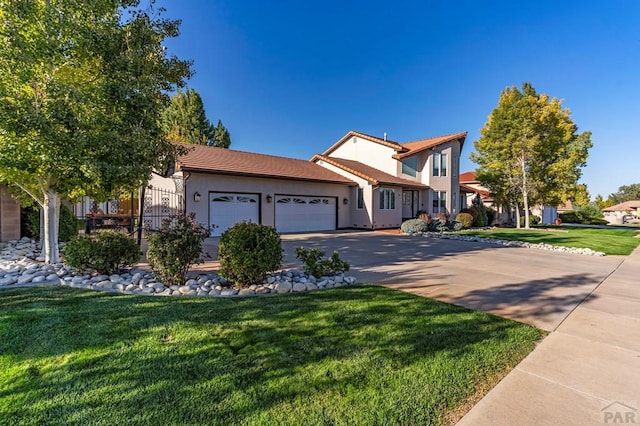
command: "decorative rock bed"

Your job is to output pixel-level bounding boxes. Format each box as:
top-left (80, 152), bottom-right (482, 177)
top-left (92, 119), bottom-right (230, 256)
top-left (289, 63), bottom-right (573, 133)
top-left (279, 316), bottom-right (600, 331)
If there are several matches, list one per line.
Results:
top-left (0, 238), bottom-right (358, 296)
top-left (419, 231), bottom-right (606, 256)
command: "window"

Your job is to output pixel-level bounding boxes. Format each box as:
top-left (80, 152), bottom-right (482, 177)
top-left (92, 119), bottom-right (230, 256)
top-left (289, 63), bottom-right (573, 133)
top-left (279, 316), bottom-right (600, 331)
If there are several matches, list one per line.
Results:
top-left (432, 153), bottom-right (447, 177)
top-left (401, 156), bottom-right (418, 177)
top-left (432, 191), bottom-right (447, 214)
top-left (356, 187), bottom-right (364, 209)
top-left (379, 188), bottom-right (395, 210)
top-left (452, 155), bottom-right (458, 177)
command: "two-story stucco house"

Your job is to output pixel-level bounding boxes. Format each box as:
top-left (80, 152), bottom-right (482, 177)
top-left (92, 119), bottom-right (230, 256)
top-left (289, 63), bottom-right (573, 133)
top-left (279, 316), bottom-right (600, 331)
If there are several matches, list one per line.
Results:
top-left (145, 130), bottom-right (467, 236)
top-left (312, 130), bottom-right (467, 230)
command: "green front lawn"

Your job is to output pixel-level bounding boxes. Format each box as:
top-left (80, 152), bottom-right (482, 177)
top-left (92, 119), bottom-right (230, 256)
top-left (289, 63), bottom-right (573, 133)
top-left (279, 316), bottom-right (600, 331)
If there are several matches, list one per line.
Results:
top-left (0, 286), bottom-right (544, 425)
top-left (458, 226), bottom-right (640, 256)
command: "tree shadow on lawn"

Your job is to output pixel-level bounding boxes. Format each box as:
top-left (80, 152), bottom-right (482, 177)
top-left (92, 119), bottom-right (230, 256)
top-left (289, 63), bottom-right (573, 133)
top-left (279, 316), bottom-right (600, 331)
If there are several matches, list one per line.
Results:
top-left (0, 285), bottom-right (543, 424)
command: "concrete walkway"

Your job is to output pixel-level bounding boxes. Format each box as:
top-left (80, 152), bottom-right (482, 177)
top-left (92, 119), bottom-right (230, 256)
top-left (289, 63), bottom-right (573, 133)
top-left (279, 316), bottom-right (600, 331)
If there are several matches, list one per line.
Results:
top-left (458, 245), bottom-right (640, 425)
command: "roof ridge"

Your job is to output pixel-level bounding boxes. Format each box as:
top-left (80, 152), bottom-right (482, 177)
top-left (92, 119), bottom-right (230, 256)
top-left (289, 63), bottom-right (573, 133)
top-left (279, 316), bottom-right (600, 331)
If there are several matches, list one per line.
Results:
top-left (401, 130), bottom-right (468, 146)
top-left (175, 142), bottom-right (316, 164)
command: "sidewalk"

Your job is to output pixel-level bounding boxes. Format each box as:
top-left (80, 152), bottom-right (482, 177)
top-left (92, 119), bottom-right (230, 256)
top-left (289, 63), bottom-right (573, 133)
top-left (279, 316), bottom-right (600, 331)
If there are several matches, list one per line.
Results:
top-left (458, 245), bottom-right (640, 425)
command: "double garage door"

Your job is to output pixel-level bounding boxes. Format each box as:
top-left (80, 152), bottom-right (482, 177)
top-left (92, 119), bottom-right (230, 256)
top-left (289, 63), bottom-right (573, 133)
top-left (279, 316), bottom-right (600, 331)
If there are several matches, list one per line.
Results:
top-left (209, 192), bottom-right (336, 236)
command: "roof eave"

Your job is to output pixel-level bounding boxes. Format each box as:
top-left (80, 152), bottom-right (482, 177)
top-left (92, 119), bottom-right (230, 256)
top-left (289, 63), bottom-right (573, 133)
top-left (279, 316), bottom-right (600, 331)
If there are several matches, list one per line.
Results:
top-left (180, 166), bottom-right (357, 186)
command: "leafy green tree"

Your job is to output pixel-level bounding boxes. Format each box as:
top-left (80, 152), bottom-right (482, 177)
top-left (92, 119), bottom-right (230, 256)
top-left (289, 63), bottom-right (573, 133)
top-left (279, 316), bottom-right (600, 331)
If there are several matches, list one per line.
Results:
top-left (610, 183), bottom-right (640, 204)
top-left (161, 88), bottom-right (231, 147)
top-left (471, 83), bottom-right (592, 229)
top-left (594, 194), bottom-right (615, 210)
top-left (0, 0), bottom-right (191, 263)
top-left (570, 183), bottom-right (591, 208)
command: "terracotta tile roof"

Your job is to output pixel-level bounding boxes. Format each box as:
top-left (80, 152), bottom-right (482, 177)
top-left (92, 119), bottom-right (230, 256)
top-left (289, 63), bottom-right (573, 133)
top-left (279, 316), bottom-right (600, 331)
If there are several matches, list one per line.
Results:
top-left (176, 143), bottom-right (355, 185)
top-left (460, 183), bottom-right (492, 199)
top-left (394, 131), bottom-right (468, 159)
top-left (311, 155), bottom-right (427, 189)
top-left (557, 200), bottom-right (573, 211)
top-left (321, 130), bottom-right (406, 156)
top-left (459, 171), bottom-right (477, 183)
top-left (602, 200), bottom-right (640, 212)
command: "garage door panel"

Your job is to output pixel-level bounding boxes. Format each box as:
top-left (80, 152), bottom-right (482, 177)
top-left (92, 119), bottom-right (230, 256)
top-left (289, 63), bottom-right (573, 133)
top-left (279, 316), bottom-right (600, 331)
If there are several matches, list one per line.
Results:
top-left (275, 196), bottom-right (336, 233)
top-left (210, 193), bottom-right (259, 237)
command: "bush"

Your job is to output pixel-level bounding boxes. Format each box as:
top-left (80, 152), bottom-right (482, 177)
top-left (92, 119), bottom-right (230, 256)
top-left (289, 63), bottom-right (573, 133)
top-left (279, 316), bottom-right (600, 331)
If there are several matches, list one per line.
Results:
top-left (486, 207), bottom-right (497, 226)
top-left (455, 212), bottom-right (474, 229)
top-left (146, 213), bottom-right (210, 286)
top-left (401, 218), bottom-right (429, 234)
top-left (471, 194), bottom-right (488, 227)
top-left (22, 204), bottom-right (82, 242)
top-left (519, 215), bottom-right (541, 227)
top-left (295, 247), bottom-right (350, 278)
top-left (218, 222), bottom-right (283, 285)
top-left (460, 208), bottom-right (477, 221)
top-left (560, 209), bottom-right (608, 225)
top-left (64, 231), bottom-right (140, 274)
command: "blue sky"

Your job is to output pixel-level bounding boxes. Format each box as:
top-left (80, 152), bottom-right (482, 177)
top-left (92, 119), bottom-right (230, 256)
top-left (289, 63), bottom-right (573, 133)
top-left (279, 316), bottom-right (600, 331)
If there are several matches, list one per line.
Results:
top-left (157, 0), bottom-right (639, 199)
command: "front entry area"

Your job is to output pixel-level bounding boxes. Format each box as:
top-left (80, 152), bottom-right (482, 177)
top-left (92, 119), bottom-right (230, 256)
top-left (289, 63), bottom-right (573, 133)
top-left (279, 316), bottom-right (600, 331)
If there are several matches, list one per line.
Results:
top-left (275, 195), bottom-right (337, 233)
top-left (209, 192), bottom-right (259, 237)
top-left (402, 190), bottom-right (419, 220)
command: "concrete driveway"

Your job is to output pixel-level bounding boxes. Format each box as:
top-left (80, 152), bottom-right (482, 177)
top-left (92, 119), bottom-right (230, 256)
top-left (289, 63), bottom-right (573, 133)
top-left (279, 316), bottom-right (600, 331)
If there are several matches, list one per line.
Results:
top-left (200, 230), bottom-right (623, 331)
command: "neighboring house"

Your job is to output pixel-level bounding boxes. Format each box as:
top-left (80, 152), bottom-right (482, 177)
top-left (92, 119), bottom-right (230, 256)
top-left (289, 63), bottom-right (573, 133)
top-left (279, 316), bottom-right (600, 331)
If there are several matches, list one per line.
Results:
top-left (140, 129), bottom-right (467, 236)
top-left (459, 171), bottom-right (512, 225)
top-left (602, 200), bottom-right (640, 224)
top-left (458, 171), bottom-right (559, 225)
top-left (0, 185), bottom-right (21, 242)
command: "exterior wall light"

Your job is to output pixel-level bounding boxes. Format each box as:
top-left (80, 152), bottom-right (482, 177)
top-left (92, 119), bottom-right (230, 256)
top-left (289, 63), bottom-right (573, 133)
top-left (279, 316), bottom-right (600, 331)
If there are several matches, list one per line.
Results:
top-left (266, 195), bottom-right (273, 203)
top-left (343, 198), bottom-right (348, 205)
top-left (193, 192), bottom-right (201, 202)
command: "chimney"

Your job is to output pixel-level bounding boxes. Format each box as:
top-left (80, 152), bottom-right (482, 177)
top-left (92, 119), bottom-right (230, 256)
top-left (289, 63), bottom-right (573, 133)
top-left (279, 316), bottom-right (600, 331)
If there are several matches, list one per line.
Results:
top-left (383, 132), bottom-right (387, 141)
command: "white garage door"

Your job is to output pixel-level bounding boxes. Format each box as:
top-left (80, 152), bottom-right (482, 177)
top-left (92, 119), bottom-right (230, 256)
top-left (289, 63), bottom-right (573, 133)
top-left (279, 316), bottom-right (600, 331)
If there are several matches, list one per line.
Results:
top-left (209, 193), bottom-right (259, 237)
top-left (275, 196), bottom-right (336, 233)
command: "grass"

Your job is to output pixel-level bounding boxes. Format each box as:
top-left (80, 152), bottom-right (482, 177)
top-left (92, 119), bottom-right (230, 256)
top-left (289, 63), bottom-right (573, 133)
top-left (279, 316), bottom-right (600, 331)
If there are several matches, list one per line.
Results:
top-left (458, 226), bottom-right (640, 256)
top-left (0, 286), bottom-right (544, 425)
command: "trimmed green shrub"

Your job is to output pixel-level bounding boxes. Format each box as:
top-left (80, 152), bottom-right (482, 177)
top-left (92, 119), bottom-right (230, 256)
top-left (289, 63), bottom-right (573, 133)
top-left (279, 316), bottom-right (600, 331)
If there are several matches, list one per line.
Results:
top-left (452, 221), bottom-right (463, 231)
top-left (455, 212), bottom-right (474, 229)
top-left (560, 209), bottom-right (608, 226)
top-left (218, 222), bottom-right (283, 285)
top-left (401, 218), bottom-right (429, 234)
top-left (22, 204), bottom-right (82, 242)
top-left (295, 247), bottom-right (350, 278)
top-left (460, 207), bottom-right (477, 222)
top-left (64, 231), bottom-right (140, 274)
top-left (146, 213), bottom-right (210, 286)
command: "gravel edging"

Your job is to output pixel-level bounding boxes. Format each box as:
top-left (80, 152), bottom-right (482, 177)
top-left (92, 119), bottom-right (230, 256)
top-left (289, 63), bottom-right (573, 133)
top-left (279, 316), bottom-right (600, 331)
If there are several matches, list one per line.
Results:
top-left (417, 231), bottom-right (606, 256)
top-left (0, 238), bottom-right (358, 296)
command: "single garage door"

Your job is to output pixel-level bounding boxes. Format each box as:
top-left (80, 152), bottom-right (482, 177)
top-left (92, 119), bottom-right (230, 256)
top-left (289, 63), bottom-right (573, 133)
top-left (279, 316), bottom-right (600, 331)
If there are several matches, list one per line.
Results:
top-left (275, 195), bottom-right (336, 233)
top-left (209, 192), bottom-right (259, 237)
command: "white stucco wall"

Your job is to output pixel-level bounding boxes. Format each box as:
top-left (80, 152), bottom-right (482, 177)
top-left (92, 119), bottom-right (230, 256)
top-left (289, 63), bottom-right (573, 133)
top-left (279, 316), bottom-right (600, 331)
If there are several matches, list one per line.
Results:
top-left (329, 136), bottom-right (398, 176)
top-left (373, 186), bottom-right (403, 229)
top-left (183, 173), bottom-right (352, 231)
top-left (316, 160), bottom-right (373, 229)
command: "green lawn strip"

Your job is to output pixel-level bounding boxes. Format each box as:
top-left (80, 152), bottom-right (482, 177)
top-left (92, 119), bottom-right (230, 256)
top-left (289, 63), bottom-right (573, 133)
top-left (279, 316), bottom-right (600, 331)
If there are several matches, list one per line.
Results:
top-left (0, 286), bottom-right (544, 425)
top-left (458, 226), bottom-right (640, 256)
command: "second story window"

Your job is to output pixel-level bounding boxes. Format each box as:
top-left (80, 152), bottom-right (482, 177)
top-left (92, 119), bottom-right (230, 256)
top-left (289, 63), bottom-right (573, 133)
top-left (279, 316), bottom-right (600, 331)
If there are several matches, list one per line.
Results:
top-left (433, 152), bottom-right (448, 177)
top-left (401, 156), bottom-right (418, 177)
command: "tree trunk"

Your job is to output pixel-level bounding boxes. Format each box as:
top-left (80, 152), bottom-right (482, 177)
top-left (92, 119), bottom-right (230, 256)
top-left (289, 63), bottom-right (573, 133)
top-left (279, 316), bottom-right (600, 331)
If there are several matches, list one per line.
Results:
top-left (42, 189), bottom-right (60, 263)
top-left (515, 204), bottom-right (521, 229)
top-left (521, 156), bottom-right (530, 229)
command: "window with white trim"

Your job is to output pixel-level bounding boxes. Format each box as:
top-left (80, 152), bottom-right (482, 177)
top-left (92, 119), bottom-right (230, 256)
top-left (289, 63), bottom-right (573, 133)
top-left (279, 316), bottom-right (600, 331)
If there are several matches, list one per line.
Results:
top-left (432, 153), bottom-right (447, 177)
top-left (432, 191), bottom-right (447, 214)
top-left (379, 188), bottom-right (395, 210)
top-left (356, 187), bottom-right (364, 210)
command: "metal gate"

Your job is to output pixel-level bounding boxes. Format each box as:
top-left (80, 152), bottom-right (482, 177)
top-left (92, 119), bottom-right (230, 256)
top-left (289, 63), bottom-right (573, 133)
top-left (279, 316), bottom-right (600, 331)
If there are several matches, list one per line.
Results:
top-left (141, 185), bottom-right (184, 230)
